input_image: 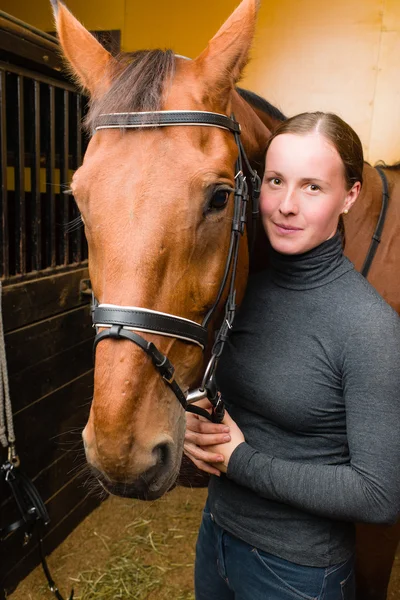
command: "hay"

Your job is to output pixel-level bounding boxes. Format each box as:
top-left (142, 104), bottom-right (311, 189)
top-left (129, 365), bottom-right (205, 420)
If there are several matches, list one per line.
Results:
top-left (70, 518), bottom-right (195, 600)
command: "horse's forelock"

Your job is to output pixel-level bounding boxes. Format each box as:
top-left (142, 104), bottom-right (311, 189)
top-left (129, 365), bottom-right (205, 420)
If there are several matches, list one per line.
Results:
top-left (85, 49), bottom-right (176, 132)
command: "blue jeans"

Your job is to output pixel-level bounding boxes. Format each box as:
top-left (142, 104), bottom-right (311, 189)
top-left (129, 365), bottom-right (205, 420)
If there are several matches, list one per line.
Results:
top-left (195, 504), bottom-right (355, 600)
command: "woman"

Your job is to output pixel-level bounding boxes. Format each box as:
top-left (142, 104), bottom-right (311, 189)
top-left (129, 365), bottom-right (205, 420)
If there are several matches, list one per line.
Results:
top-left (184, 112), bottom-right (400, 600)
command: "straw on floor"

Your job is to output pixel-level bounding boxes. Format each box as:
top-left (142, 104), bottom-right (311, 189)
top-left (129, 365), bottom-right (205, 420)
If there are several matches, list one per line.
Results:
top-left (68, 518), bottom-right (195, 600)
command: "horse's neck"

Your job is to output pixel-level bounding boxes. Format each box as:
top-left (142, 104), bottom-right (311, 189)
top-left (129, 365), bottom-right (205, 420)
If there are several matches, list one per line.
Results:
top-left (242, 100), bottom-right (283, 135)
top-left (231, 90), bottom-right (271, 168)
top-left (344, 163), bottom-right (400, 314)
top-left (343, 163), bottom-right (383, 271)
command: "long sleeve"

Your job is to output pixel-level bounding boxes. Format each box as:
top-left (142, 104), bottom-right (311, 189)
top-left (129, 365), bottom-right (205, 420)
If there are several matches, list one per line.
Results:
top-left (226, 304), bottom-right (400, 524)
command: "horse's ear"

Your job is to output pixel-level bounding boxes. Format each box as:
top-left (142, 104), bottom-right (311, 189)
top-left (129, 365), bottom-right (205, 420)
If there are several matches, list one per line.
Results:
top-left (194, 0), bottom-right (260, 101)
top-left (51, 0), bottom-right (116, 97)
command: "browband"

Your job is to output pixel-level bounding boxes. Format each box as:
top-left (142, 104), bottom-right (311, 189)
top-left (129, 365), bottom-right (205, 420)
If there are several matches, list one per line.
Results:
top-left (95, 111), bottom-right (241, 134)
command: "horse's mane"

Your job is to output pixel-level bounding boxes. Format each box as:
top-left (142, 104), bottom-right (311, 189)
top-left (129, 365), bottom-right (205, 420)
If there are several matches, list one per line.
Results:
top-left (236, 87), bottom-right (287, 122)
top-left (375, 160), bottom-right (400, 171)
top-left (85, 49), bottom-right (176, 131)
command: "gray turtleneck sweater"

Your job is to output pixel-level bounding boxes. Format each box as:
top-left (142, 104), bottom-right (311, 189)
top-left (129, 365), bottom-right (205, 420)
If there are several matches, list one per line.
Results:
top-left (209, 233), bottom-right (400, 567)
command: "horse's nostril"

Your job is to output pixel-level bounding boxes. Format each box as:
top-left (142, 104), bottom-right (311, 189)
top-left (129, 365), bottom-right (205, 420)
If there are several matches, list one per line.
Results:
top-left (153, 442), bottom-right (170, 468)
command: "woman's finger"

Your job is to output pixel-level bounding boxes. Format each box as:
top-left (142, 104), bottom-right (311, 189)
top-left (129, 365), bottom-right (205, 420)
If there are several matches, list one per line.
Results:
top-left (183, 451), bottom-right (221, 477)
top-left (183, 441), bottom-right (224, 464)
top-left (186, 413), bottom-right (230, 435)
top-left (185, 429), bottom-right (231, 447)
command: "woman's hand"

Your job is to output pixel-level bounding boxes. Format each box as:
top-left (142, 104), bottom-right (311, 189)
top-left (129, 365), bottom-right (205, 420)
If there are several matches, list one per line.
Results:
top-left (206, 410), bottom-right (245, 473)
top-left (184, 399), bottom-right (230, 476)
top-left (184, 401), bottom-right (245, 475)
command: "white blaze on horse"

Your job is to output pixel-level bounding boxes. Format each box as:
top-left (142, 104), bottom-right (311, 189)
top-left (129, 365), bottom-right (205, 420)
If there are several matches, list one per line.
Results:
top-left (51, 2), bottom-right (400, 599)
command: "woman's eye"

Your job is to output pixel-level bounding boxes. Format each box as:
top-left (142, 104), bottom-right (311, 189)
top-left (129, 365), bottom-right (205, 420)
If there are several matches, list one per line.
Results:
top-left (209, 189), bottom-right (230, 211)
top-left (269, 177), bottom-right (282, 186)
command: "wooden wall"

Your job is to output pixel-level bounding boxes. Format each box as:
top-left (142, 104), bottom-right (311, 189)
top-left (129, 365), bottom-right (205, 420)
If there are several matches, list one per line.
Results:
top-left (0, 270), bottom-right (98, 594)
top-left (1, 0), bottom-right (400, 164)
top-left (0, 18), bottom-right (100, 594)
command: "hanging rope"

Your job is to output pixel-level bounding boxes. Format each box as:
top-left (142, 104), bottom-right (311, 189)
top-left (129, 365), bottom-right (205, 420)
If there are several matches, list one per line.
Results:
top-left (0, 281), bottom-right (16, 455)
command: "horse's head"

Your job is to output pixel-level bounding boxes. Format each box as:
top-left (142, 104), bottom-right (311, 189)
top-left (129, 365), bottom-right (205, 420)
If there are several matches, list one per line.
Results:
top-left (52, 0), bottom-right (269, 499)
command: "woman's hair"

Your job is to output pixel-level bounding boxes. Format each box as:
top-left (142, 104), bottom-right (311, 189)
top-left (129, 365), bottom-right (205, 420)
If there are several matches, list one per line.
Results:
top-left (266, 112), bottom-right (364, 190)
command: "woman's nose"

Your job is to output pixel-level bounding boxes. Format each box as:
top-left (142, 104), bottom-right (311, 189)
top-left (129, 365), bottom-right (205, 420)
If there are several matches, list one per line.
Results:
top-left (279, 189), bottom-right (299, 215)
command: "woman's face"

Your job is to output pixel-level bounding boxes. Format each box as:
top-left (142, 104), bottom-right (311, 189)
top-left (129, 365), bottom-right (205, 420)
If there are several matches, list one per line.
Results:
top-left (260, 132), bottom-right (361, 255)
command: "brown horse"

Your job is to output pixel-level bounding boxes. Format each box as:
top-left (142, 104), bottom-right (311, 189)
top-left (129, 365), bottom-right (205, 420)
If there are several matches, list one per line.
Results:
top-left (344, 161), bottom-right (400, 600)
top-left (51, 1), bottom-right (399, 598)
top-left (52, 0), bottom-right (270, 498)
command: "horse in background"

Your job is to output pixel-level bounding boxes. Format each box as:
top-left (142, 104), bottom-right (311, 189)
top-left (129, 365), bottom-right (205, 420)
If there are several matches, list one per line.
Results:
top-left (239, 89), bottom-right (400, 600)
top-left (51, 0), bottom-right (400, 598)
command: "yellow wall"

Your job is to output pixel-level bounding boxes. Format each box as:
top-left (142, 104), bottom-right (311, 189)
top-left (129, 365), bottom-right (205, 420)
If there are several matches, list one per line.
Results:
top-left (1, 0), bottom-right (399, 163)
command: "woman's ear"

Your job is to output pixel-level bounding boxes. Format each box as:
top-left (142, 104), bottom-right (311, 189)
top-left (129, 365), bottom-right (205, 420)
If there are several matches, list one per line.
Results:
top-left (343, 181), bottom-right (361, 213)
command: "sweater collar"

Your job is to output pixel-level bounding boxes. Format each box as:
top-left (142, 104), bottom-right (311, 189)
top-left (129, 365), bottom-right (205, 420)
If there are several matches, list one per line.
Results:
top-left (268, 231), bottom-right (353, 290)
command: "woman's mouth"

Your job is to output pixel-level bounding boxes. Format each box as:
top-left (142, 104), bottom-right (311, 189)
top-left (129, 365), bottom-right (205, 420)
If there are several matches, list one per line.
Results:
top-left (273, 222), bottom-right (303, 234)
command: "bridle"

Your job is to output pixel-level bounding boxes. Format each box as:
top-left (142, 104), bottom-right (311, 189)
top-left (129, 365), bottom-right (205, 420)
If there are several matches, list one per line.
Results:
top-left (91, 110), bottom-right (261, 424)
top-left (360, 166), bottom-right (390, 278)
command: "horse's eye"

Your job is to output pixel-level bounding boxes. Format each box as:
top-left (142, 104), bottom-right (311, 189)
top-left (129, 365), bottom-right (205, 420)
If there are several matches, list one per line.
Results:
top-left (209, 189), bottom-right (230, 211)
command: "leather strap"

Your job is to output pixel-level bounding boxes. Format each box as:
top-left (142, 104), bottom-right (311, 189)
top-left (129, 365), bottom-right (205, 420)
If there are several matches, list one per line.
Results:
top-left (93, 325), bottom-right (219, 422)
top-left (0, 464), bottom-right (49, 539)
top-left (95, 111), bottom-right (241, 134)
top-left (361, 166), bottom-right (390, 278)
top-left (1, 461), bottom-right (74, 599)
top-left (94, 325), bottom-right (187, 409)
top-left (93, 305), bottom-right (208, 348)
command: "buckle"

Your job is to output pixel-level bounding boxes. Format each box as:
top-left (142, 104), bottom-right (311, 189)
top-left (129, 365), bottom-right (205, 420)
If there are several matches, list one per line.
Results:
top-left (212, 393), bottom-right (225, 423)
top-left (156, 356), bottom-right (175, 384)
top-left (162, 369), bottom-right (175, 385)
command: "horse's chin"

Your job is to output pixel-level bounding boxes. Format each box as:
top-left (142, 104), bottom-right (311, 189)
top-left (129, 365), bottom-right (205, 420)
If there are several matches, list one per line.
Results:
top-left (94, 465), bottom-right (180, 501)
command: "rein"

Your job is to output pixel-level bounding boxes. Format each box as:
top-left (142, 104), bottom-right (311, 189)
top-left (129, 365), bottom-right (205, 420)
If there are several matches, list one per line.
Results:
top-left (91, 110), bottom-right (261, 424)
top-left (360, 166), bottom-right (390, 278)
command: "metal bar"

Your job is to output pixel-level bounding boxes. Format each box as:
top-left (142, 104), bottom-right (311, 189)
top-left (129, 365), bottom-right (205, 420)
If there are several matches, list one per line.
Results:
top-left (0, 61), bottom-right (76, 92)
top-left (47, 84), bottom-right (56, 268)
top-left (32, 80), bottom-right (41, 271)
top-left (63, 89), bottom-right (69, 265)
top-left (16, 75), bottom-right (25, 275)
top-left (0, 69), bottom-right (8, 279)
top-left (4, 259), bottom-right (88, 285)
top-left (0, 9), bottom-right (60, 44)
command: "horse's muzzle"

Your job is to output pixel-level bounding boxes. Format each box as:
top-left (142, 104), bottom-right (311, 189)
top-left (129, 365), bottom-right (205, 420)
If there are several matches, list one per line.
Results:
top-left (89, 443), bottom-right (178, 500)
